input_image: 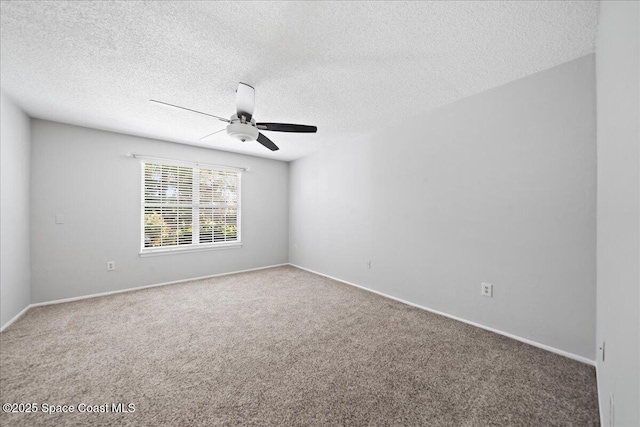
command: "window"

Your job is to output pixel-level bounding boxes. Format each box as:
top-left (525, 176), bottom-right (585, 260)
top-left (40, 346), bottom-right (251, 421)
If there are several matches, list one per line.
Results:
top-left (141, 162), bottom-right (241, 254)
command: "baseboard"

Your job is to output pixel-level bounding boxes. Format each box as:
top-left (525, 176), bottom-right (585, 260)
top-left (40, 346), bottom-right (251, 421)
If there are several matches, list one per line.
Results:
top-left (0, 264), bottom-right (289, 331)
top-left (0, 304), bottom-right (31, 333)
top-left (290, 263), bottom-right (596, 367)
top-left (29, 263), bottom-right (289, 308)
top-left (5, 262), bottom-right (597, 368)
top-left (595, 362), bottom-right (605, 426)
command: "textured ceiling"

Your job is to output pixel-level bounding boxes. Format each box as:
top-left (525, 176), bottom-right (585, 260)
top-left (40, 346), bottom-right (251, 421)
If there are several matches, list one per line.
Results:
top-left (1, 1), bottom-right (599, 161)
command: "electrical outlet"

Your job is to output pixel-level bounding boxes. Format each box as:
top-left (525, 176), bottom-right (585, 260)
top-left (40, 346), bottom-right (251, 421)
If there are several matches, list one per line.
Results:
top-left (481, 283), bottom-right (493, 297)
top-left (107, 261), bottom-right (115, 271)
top-left (366, 260), bottom-right (371, 269)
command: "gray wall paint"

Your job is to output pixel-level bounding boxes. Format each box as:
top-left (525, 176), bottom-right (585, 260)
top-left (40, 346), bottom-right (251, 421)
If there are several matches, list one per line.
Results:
top-left (595, 1), bottom-right (640, 425)
top-left (1, 91), bottom-right (31, 328)
top-left (290, 55), bottom-right (597, 359)
top-left (30, 120), bottom-right (289, 303)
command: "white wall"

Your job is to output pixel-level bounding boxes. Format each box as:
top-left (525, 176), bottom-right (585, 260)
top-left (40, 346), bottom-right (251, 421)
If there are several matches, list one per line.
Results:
top-left (30, 120), bottom-right (289, 303)
top-left (290, 54), bottom-right (597, 360)
top-left (1, 91), bottom-right (31, 328)
top-left (595, 1), bottom-right (640, 425)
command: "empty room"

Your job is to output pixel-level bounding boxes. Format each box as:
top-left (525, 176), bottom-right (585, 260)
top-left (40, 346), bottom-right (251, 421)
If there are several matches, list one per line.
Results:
top-left (1, 1), bottom-right (638, 426)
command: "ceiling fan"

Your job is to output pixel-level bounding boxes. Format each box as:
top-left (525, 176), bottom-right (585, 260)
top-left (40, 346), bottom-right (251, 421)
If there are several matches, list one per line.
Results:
top-left (150, 83), bottom-right (317, 151)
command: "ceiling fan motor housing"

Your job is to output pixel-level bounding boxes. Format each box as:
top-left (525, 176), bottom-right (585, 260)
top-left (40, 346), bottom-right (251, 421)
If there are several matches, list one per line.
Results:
top-left (227, 116), bottom-right (258, 142)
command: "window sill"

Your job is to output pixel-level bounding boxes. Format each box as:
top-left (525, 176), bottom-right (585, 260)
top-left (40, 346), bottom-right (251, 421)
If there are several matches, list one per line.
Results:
top-left (139, 242), bottom-right (242, 257)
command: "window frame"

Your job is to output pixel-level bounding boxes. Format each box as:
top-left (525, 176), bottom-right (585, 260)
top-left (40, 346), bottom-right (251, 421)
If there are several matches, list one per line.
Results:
top-left (139, 160), bottom-right (242, 256)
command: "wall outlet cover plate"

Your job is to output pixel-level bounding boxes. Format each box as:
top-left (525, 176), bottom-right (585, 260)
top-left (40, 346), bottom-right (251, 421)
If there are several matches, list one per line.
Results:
top-left (481, 283), bottom-right (493, 297)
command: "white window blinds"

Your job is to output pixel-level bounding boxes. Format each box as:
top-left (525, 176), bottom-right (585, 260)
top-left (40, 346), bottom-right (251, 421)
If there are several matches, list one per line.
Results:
top-left (141, 162), bottom-right (240, 253)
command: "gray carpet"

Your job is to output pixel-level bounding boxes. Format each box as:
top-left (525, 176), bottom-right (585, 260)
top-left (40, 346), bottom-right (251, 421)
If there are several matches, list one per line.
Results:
top-left (1, 266), bottom-right (599, 426)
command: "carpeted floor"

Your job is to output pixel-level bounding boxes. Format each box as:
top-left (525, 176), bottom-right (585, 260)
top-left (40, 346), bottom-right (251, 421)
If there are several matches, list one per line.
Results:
top-left (1, 266), bottom-right (599, 426)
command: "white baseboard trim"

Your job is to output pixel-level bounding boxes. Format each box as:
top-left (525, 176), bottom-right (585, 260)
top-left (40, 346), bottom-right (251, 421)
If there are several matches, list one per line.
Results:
top-left (0, 264), bottom-right (289, 332)
top-left (29, 263), bottom-right (289, 308)
top-left (4, 262), bottom-right (597, 369)
top-left (0, 304), bottom-right (32, 333)
top-left (595, 362), bottom-right (604, 426)
top-left (290, 263), bottom-right (596, 367)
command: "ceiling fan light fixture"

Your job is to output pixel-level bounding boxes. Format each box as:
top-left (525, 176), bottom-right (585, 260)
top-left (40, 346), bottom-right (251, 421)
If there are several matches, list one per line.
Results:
top-left (227, 121), bottom-right (258, 142)
top-left (151, 82), bottom-right (317, 151)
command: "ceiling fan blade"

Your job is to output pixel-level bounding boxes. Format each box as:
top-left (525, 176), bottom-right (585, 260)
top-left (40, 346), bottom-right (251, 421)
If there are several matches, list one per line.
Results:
top-left (150, 99), bottom-right (231, 123)
top-left (256, 123), bottom-right (317, 133)
top-left (236, 82), bottom-right (255, 121)
top-left (199, 128), bottom-right (226, 141)
top-left (257, 132), bottom-right (279, 151)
